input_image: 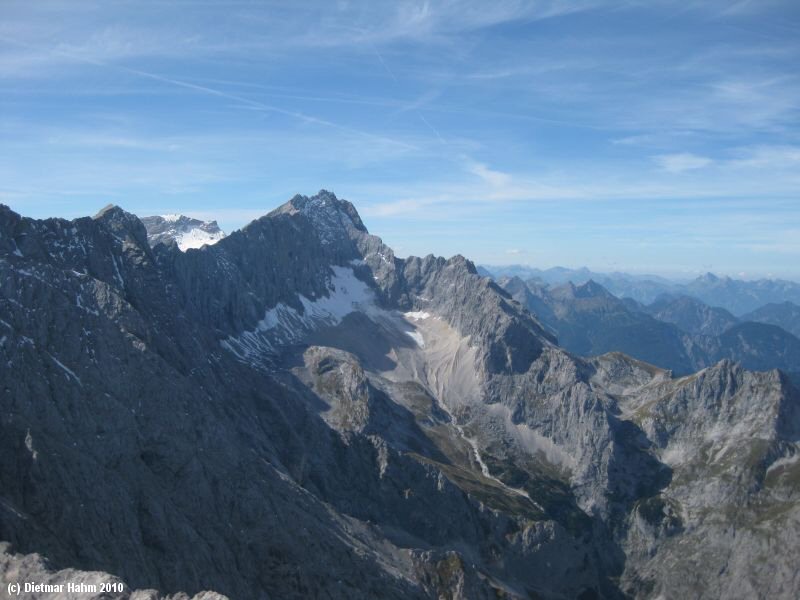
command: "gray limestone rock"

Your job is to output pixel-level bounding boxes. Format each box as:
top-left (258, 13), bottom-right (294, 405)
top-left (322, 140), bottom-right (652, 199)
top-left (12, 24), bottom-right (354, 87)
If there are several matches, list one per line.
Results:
top-left (140, 215), bottom-right (225, 251)
top-left (1, 191), bottom-right (799, 599)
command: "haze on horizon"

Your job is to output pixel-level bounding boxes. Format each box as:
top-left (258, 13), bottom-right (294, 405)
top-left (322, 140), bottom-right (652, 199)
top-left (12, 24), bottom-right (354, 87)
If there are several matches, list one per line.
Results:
top-left (1, 0), bottom-right (799, 279)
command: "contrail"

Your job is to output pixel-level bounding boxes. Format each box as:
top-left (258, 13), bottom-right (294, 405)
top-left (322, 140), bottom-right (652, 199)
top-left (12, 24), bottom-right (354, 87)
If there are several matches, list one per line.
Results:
top-left (419, 114), bottom-right (446, 145)
top-left (373, 47), bottom-right (399, 83)
top-left (367, 44), bottom-right (447, 146)
top-left (0, 34), bottom-right (417, 151)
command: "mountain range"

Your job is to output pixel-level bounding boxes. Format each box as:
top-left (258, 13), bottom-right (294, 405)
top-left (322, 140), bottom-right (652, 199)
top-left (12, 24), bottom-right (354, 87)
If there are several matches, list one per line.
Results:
top-left (742, 302), bottom-right (800, 339)
top-left (1, 191), bottom-right (799, 599)
top-left (498, 276), bottom-right (800, 383)
top-left (482, 265), bottom-right (800, 315)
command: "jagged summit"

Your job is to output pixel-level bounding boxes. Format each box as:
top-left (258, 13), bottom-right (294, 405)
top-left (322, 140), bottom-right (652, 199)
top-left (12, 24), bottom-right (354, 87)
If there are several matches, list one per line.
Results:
top-left (446, 253), bottom-right (478, 274)
top-left (93, 203), bottom-right (143, 230)
top-left (93, 203), bottom-right (125, 219)
top-left (140, 214), bottom-right (225, 251)
top-left (573, 279), bottom-right (613, 298)
top-left (269, 190), bottom-right (367, 245)
top-left (93, 203), bottom-right (152, 252)
top-left (698, 271), bottom-right (721, 283)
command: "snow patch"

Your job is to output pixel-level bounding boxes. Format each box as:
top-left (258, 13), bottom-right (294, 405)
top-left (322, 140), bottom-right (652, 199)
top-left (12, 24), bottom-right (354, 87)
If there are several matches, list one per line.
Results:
top-left (47, 353), bottom-right (82, 386)
top-left (767, 453), bottom-right (800, 474)
top-left (25, 429), bottom-right (38, 460)
top-left (404, 311), bottom-right (431, 321)
top-left (661, 443), bottom-right (691, 466)
top-left (223, 266), bottom-right (374, 361)
top-left (405, 330), bottom-right (425, 348)
top-left (110, 253), bottom-right (124, 287)
top-left (75, 293), bottom-right (100, 316)
top-left (176, 227), bottom-right (226, 251)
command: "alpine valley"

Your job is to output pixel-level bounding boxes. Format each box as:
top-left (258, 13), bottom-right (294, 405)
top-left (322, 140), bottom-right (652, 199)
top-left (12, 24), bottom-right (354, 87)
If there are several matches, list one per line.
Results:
top-left (1, 191), bottom-right (799, 599)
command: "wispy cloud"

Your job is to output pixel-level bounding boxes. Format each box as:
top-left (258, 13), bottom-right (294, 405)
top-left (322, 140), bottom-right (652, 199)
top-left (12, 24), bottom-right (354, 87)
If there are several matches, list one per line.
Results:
top-left (2, 0), bottom-right (799, 276)
top-left (0, 33), bottom-right (421, 156)
top-left (653, 153), bottom-right (713, 173)
top-left (467, 161), bottom-right (512, 187)
top-left (729, 145), bottom-right (800, 169)
top-left (265, 1), bottom-right (604, 48)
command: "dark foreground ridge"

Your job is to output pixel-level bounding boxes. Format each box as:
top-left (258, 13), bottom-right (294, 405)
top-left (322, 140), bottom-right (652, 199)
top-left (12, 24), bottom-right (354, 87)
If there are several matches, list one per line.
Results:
top-left (1, 191), bottom-right (799, 599)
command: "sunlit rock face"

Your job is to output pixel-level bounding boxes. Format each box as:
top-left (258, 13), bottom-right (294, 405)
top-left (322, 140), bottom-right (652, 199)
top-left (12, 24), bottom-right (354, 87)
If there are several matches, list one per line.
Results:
top-left (141, 214), bottom-right (226, 251)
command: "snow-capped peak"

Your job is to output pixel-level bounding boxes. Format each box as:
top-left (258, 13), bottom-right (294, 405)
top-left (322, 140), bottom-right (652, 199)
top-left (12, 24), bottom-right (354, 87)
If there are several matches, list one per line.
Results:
top-left (140, 214), bottom-right (226, 251)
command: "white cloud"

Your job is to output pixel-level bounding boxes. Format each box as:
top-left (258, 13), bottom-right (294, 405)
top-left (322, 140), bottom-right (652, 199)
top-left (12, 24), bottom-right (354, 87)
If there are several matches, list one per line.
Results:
top-left (730, 145), bottom-right (800, 169)
top-left (653, 153), bottom-right (713, 173)
top-left (360, 196), bottom-right (444, 217)
top-left (282, 1), bottom-right (603, 48)
top-left (467, 161), bottom-right (512, 187)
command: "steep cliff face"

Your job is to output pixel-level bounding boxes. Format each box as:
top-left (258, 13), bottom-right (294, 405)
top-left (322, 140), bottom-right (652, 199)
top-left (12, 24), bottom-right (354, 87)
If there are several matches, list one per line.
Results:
top-left (611, 360), bottom-right (800, 598)
top-left (1, 191), bottom-right (799, 599)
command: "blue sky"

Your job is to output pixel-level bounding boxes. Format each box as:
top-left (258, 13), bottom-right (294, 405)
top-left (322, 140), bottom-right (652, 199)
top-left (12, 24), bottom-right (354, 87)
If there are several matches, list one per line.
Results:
top-left (1, 1), bottom-right (799, 279)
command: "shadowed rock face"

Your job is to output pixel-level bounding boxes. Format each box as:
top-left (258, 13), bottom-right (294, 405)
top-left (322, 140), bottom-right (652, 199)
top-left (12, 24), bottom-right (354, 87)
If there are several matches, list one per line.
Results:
top-left (743, 301), bottom-right (800, 338)
top-left (642, 294), bottom-right (739, 336)
top-left (1, 190), bottom-right (799, 599)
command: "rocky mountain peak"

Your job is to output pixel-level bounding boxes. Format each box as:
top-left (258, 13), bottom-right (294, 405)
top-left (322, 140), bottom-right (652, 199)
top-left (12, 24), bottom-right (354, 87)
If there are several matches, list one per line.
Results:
top-left (497, 275), bottom-right (527, 293)
top-left (92, 203), bottom-right (151, 252)
top-left (574, 279), bottom-right (613, 299)
top-left (551, 280), bottom-right (577, 298)
top-left (445, 254), bottom-right (478, 275)
top-left (699, 271), bottom-right (720, 283)
top-left (270, 190), bottom-right (367, 246)
top-left (140, 214), bottom-right (226, 251)
top-left (0, 204), bottom-right (24, 256)
top-left (548, 280), bottom-right (617, 305)
top-left (93, 203), bottom-right (126, 219)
